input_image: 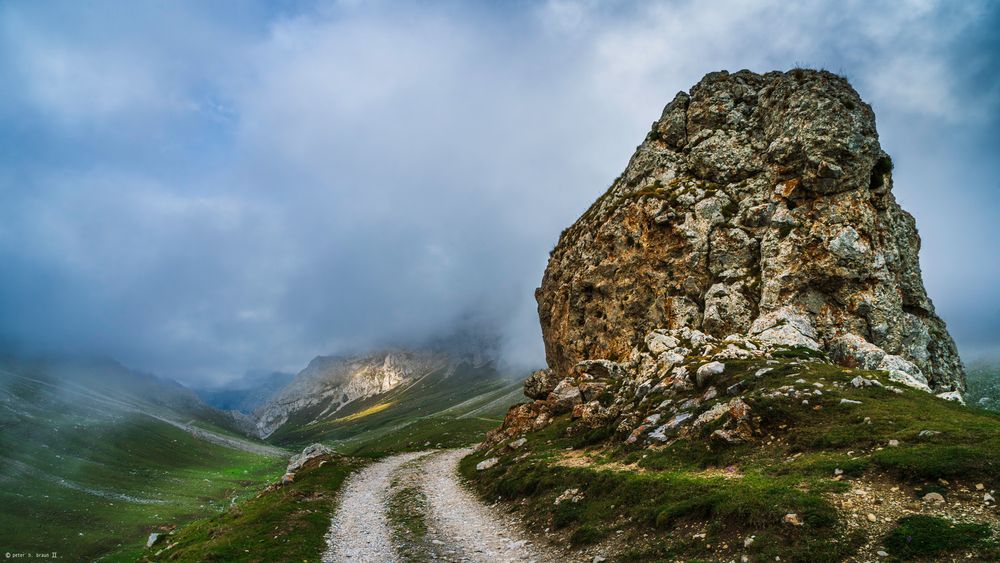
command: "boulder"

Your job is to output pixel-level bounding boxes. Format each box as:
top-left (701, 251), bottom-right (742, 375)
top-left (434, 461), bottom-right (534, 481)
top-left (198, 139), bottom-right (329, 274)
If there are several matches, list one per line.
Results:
top-left (830, 333), bottom-right (886, 369)
top-left (879, 355), bottom-right (930, 392)
top-left (534, 69), bottom-right (963, 391)
top-left (547, 379), bottom-right (583, 414)
top-left (286, 443), bottom-right (335, 474)
top-left (523, 369), bottom-right (560, 400)
top-left (936, 391), bottom-right (965, 405)
top-left (749, 307), bottom-right (820, 351)
top-left (476, 457), bottom-right (499, 471)
top-left (695, 361), bottom-right (725, 388)
top-left (645, 330), bottom-right (680, 355)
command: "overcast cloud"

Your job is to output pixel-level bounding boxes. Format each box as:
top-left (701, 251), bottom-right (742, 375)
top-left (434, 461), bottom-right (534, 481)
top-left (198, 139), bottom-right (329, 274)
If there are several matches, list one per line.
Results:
top-left (0, 0), bottom-right (997, 385)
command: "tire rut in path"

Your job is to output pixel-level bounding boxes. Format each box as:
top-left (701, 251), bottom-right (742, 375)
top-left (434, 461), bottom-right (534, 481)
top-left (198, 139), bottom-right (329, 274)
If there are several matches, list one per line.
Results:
top-left (324, 448), bottom-right (557, 563)
top-left (420, 448), bottom-right (557, 562)
top-left (323, 450), bottom-right (429, 562)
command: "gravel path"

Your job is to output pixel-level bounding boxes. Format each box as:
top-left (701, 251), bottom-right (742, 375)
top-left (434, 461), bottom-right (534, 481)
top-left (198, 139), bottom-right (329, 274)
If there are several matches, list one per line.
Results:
top-left (324, 448), bottom-right (558, 563)
top-left (421, 448), bottom-right (556, 562)
top-left (323, 450), bottom-right (429, 562)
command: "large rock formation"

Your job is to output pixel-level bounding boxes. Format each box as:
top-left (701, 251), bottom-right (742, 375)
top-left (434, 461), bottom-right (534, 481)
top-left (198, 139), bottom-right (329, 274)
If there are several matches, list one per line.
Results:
top-left (253, 350), bottom-right (450, 438)
top-left (537, 69), bottom-right (964, 391)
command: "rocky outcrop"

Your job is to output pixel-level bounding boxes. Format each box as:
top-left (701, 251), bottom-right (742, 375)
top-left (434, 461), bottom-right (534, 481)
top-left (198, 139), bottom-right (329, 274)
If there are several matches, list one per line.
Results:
top-left (253, 350), bottom-right (449, 438)
top-left (286, 443), bottom-right (336, 474)
top-left (482, 324), bottom-right (966, 452)
top-left (536, 69), bottom-right (964, 391)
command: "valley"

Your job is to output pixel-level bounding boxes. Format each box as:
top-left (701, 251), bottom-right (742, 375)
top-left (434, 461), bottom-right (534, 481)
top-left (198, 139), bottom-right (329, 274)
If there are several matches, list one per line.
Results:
top-left (0, 359), bottom-right (287, 561)
top-left (0, 348), bottom-right (524, 561)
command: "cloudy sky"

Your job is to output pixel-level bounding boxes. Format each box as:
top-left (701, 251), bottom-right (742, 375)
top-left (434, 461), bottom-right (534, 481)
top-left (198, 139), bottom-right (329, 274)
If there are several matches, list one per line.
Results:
top-left (0, 0), bottom-right (997, 385)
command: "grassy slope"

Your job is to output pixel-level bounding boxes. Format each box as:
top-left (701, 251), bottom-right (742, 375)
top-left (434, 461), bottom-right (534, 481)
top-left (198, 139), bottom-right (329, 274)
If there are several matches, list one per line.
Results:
top-left (461, 355), bottom-right (1000, 562)
top-left (966, 360), bottom-right (1000, 412)
top-left (144, 454), bottom-right (360, 562)
top-left (0, 363), bottom-right (285, 561)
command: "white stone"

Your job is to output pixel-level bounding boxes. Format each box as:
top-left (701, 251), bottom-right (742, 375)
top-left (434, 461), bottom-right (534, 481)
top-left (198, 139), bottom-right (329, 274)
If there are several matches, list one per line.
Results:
top-left (645, 331), bottom-right (680, 355)
top-left (696, 361), bottom-right (725, 387)
top-left (935, 391), bottom-right (965, 405)
top-left (476, 457), bottom-right (500, 471)
top-left (750, 307), bottom-right (820, 350)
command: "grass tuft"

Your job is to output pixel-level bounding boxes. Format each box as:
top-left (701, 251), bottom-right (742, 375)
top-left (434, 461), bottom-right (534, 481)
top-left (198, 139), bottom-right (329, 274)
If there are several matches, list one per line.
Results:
top-left (883, 515), bottom-right (995, 559)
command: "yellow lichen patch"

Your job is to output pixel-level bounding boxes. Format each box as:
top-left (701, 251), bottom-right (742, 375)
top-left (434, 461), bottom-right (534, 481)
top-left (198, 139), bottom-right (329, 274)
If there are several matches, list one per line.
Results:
top-left (334, 402), bottom-right (395, 422)
top-left (555, 450), bottom-right (646, 473)
top-left (693, 467), bottom-right (745, 480)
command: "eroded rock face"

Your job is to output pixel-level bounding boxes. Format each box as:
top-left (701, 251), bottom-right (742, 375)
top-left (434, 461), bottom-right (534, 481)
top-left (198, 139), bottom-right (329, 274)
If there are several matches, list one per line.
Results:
top-left (536, 69), bottom-right (964, 391)
top-left (253, 350), bottom-right (449, 438)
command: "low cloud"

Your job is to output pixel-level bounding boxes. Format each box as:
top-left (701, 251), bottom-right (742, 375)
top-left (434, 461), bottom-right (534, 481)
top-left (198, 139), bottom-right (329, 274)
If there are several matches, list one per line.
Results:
top-left (0, 1), bottom-right (997, 384)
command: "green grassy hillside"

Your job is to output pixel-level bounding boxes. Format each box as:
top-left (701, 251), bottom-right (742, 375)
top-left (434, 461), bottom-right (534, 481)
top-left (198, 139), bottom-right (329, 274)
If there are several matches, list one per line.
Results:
top-left (967, 360), bottom-right (1000, 411)
top-left (143, 452), bottom-right (359, 563)
top-left (267, 362), bottom-right (523, 455)
top-left (0, 359), bottom-right (286, 561)
top-left (463, 356), bottom-right (1000, 562)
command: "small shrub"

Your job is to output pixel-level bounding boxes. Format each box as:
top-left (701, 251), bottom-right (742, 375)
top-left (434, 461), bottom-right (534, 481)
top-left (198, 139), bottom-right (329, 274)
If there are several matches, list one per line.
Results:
top-left (883, 515), bottom-right (992, 558)
top-left (570, 524), bottom-right (606, 546)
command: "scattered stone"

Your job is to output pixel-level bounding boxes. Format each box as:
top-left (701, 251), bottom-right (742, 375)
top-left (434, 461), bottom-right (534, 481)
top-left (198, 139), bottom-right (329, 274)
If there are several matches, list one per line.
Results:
top-left (645, 331), bottom-right (680, 355)
top-left (783, 513), bottom-right (803, 526)
top-left (554, 488), bottom-right (584, 505)
top-left (287, 443), bottom-right (335, 474)
top-left (985, 493), bottom-right (995, 504)
top-left (866, 513), bottom-right (877, 523)
top-left (147, 533), bottom-right (161, 548)
top-left (693, 401), bottom-right (731, 428)
top-left (508, 437), bottom-right (527, 450)
top-left (888, 439), bottom-right (899, 447)
top-left (523, 369), bottom-right (560, 400)
top-left (547, 379), bottom-right (583, 414)
top-left (935, 391), bottom-right (966, 405)
top-left (880, 355), bottom-right (931, 392)
top-left (696, 362), bottom-right (725, 387)
top-left (922, 492), bottom-right (945, 504)
top-left (476, 457), bottom-right (499, 471)
top-left (648, 413), bottom-right (693, 442)
top-left (975, 483), bottom-right (985, 491)
top-left (840, 399), bottom-right (863, 405)
top-left (918, 430), bottom-right (941, 438)
top-left (877, 550), bottom-right (888, 557)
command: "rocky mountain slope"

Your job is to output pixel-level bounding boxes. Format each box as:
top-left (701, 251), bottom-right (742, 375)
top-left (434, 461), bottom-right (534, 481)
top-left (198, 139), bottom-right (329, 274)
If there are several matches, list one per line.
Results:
top-left (537, 68), bottom-right (963, 392)
top-left (251, 350), bottom-right (453, 439)
top-left (468, 69), bottom-right (997, 561)
top-left (249, 327), bottom-right (516, 443)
